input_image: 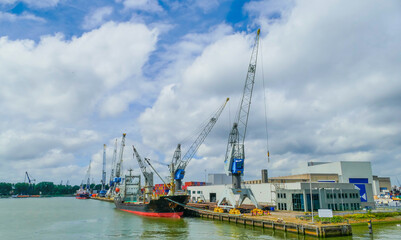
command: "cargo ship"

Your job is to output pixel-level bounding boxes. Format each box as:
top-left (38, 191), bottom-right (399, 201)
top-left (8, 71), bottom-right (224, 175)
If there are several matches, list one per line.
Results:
top-left (114, 194), bottom-right (189, 218)
top-left (75, 188), bottom-right (90, 199)
top-left (114, 171), bottom-right (189, 218)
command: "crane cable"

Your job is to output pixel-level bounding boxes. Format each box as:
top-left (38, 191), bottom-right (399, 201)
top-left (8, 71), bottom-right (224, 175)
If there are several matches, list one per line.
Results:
top-left (259, 35), bottom-right (270, 163)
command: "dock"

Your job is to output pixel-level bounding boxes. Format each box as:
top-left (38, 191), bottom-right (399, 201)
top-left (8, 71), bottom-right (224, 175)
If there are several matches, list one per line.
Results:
top-left (90, 196), bottom-right (114, 203)
top-left (184, 205), bottom-right (352, 238)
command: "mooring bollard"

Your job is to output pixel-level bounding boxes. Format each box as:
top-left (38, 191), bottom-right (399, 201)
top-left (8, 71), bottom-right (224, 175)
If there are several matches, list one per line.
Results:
top-left (368, 219), bottom-right (373, 234)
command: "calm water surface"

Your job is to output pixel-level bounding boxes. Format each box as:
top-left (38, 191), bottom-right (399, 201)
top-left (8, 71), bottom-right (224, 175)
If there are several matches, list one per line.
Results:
top-left (0, 197), bottom-right (400, 239)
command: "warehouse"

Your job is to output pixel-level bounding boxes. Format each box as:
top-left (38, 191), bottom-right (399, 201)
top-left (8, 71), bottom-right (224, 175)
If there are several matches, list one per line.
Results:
top-left (188, 161), bottom-right (380, 210)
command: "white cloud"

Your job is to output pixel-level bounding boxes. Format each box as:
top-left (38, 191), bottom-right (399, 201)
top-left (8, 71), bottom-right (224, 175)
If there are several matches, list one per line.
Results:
top-left (137, 0), bottom-right (401, 183)
top-left (116, 0), bottom-right (163, 12)
top-left (0, 11), bottom-right (45, 22)
top-left (0, 21), bottom-right (157, 121)
top-left (0, 21), bottom-right (158, 184)
top-left (82, 6), bottom-right (113, 30)
top-left (0, 0), bottom-right (60, 8)
top-left (1, 0), bottom-right (401, 185)
top-left (194, 0), bottom-right (220, 13)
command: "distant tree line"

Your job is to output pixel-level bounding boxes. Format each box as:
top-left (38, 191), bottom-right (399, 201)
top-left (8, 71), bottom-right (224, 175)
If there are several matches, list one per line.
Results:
top-left (0, 182), bottom-right (109, 196)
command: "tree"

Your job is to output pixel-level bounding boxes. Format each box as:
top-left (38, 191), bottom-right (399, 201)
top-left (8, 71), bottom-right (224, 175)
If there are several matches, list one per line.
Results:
top-left (35, 182), bottom-right (55, 195)
top-left (94, 184), bottom-right (102, 191)
top-left (0, 182), bottom-right (12, 195)
top-left (14, 183), bottom-right (30, 195)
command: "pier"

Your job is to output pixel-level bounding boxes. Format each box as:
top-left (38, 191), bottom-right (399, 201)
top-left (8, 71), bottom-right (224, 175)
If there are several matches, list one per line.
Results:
top-left (90, 196), bottom-right (114, 203)
top-left (184, 205), bottom-right (352, 238)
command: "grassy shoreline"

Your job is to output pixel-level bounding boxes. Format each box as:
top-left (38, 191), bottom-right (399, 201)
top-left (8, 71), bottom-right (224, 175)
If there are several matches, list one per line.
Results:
top-left (349, 217), bottom-right (401, 226)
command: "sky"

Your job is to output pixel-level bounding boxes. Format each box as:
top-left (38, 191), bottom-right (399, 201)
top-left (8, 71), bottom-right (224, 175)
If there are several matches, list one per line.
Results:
top-left (0, 0), bottom-right (400, 186)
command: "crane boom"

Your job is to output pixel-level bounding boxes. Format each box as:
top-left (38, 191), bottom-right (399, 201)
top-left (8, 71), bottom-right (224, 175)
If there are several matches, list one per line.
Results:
top-left (132, 145), bottom-right (154, 188)
top-left (171, 144), bottom-right (181, 170)
top-left (25, 171), bottom-right (31, 184)
top-left (172, 98), bottom-right (229, 191)
top-left (85, 160), bottom-right (91, 191)
top-left (101, 144), bottom-right (107, 191)
top-left (224, 29), bottom-right (260, 189)
top-left (178, 97), bottom-right (229, 170)
top-left (109, 139), bottom-right (118, 186)
top-left (115, 133), bottom-right (126, 178)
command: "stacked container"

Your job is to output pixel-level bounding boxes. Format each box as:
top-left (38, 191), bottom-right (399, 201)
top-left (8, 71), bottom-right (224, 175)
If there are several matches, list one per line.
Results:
top-left (153, 184), bottom-right (169, 196)
top-left (182, 181), bottom-right (205, 190)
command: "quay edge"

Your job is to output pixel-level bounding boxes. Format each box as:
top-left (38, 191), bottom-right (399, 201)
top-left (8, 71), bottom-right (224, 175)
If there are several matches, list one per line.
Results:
top-left (185, 208), bottom-right (352, 238)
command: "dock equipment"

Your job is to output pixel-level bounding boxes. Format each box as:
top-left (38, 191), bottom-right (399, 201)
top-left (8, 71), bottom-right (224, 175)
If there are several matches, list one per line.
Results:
top-left (108, 133), bottom-right (126, 197)
top-left (219, 29), bottom-right (261, 209)
top-left (132, 145), bottom-right (154, 202)
top-left (106, 139), bottom-right (118, 197)
top-left (170, 98), bottom-right (229, 193)
top-left (99, 144), bottom-right (107, 197)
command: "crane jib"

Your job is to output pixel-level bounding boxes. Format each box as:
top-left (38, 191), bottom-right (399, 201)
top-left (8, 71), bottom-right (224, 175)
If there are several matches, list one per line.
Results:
top-left (172, 98), bottom-right (229, 183)
top-left (224, 29), bottom-right (260, 179)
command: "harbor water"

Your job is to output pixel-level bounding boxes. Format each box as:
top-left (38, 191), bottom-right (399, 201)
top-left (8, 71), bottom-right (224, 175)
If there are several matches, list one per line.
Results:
top-left (0, 197), bottom-right (400, 239)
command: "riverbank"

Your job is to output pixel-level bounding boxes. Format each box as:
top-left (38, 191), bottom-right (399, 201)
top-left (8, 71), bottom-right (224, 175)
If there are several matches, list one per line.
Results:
top-left (349, 216), bottom-right (401, 226)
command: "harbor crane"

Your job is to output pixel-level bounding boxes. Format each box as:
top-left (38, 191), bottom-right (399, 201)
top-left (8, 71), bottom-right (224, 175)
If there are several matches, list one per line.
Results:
top-left (99, 144), bottom-right (107, 197)
top-left (24, 171), bottom-right (35, 185)
top-left (108, 139), bottom-right (118, 188)
top-left (218, 29), bottom-right (261, 209)
top-left (132, 145), bottom-right (154, 202)
top-left (108, 133), bottom-right (126, 196)
top-left (170, 98), bottom-right (229, 192)
top-left (115, 133), bottom-right (126, 180)
top-left (85, 160), bottom-right (92, 191)
top-left (24, 171), bottom-right (35, 195)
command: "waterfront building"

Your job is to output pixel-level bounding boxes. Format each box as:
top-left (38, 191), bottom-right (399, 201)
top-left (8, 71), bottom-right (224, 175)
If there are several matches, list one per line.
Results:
top-left (187, 161), bottom-right (390, 210)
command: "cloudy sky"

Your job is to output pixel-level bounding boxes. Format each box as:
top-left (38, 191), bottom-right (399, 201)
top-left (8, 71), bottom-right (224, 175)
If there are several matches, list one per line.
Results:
top-left (1, 0), bottom-right (400, 186)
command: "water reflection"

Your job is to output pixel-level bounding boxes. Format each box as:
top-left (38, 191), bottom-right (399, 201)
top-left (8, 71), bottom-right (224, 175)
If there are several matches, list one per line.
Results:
top-left (140, 216), bottom-right (189, 239)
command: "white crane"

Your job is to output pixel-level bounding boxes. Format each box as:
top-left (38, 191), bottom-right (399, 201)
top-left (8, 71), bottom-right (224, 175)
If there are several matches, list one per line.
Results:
top-left (218, 29), bottom-right (262, 209)
top-left (170, 98), bottom-right (229, 193)
top-left (115, 133), bottom-right (126, 180)
top-left (132, 145), bottom-right (154, 202)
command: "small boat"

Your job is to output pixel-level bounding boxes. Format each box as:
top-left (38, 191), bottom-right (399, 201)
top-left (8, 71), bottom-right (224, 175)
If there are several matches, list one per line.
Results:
top-left (11, 194), bottom-right (29, 198)
top-left (75, 189), bottom-right (90, 199)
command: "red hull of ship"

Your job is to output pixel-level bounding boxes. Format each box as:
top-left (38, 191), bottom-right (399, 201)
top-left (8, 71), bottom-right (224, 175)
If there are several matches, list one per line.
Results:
top-left (120, 209), bottom-right (183, 218)
top-left (75, 196), bottom-right (90, 199)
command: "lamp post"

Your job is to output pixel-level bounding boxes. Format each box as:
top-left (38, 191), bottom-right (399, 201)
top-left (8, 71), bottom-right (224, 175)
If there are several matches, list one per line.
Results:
top-left (309, 175), bottom-right (314, 222)
top-left (319, 188), bottom-right (322, 209)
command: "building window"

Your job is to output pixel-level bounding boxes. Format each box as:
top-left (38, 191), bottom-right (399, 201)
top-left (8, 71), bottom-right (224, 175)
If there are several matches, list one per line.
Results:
top-left (292, 193), bottom-right (304, 211)
top-left (192, 191), bottom-right (195, 194)
top-left (327, 193), bottom-right (330, 199)
top-left (197, 191), bottom-right (202, 194)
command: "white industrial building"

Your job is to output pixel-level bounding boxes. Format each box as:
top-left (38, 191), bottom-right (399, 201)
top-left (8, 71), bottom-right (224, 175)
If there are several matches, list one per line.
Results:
top-left (188, 161), bottom-right (381, 211)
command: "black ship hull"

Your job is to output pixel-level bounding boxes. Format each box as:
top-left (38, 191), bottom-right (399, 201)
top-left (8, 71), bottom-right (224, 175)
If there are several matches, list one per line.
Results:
top-left (114, 195), bottom-right (189, 218)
